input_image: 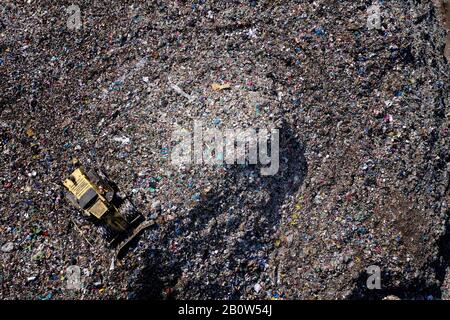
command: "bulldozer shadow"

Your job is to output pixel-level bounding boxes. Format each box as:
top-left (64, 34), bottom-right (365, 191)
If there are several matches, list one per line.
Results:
top-left (132, 122), bottom-right (308, 299)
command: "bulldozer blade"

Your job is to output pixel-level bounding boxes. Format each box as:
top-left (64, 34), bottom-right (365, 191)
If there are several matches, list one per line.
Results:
top-left (115, 220), bottom-right (155, 259)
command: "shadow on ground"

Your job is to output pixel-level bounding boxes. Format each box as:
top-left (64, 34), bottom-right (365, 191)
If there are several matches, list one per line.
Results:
top-left (348, 216), bottom-right (450, 300)
top-left (131, 121), bottom-right (307, 299)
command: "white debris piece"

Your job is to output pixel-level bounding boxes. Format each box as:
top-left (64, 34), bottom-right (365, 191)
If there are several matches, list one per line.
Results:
top-left (1, 242), bottom-right (14, 253)
top-left (112, 136), bottom-right (131, 145)
top-left (170, 83), bottom-right (195, 102)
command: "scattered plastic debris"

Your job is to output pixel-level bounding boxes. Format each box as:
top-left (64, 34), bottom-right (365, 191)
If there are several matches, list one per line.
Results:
top-left (0, 0), bottom-right (448, 301)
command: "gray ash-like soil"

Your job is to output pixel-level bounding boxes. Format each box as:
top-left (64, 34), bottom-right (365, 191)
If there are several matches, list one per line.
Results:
top-left (0, 0), bottom-right (448, 300)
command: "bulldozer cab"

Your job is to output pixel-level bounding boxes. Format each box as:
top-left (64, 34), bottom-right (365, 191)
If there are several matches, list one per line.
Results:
top-left (63, 168), bottom-right (110, 219)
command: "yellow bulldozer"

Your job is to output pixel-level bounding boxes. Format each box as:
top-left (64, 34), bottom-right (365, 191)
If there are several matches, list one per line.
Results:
top-left (63, 167), bottom-right (153, 258)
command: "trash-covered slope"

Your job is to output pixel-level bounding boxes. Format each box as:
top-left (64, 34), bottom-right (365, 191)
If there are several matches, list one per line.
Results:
top-left (0, 0), bottom-right (448, 300)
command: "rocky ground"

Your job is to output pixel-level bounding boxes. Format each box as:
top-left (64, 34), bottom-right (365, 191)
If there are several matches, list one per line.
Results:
top-left (0, 0), bottom-right (448, 300)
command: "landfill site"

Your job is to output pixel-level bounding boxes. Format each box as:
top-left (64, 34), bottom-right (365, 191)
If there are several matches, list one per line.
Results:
top-left (0, 0), bottom-right (449, 300)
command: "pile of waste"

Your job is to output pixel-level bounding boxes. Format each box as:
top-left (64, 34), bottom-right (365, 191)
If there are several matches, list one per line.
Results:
top-left (0, 0), bottom-right (448, 299)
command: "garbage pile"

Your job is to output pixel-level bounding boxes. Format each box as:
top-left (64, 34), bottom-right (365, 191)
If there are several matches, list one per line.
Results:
top-left (0, 0), bottom-right (448, 299)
